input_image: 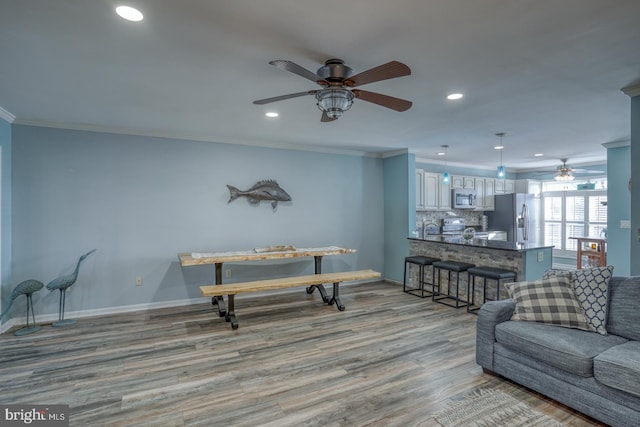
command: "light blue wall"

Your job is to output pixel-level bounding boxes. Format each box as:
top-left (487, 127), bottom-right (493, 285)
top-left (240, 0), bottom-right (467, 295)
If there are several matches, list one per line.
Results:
top-left (631, 96), bottom-right (640, 275)
top-left (416, 161), bottom-right (516, 180)
top-left (0, 118), bottom-right (11, 319)
top-left (383, 152), bottom-right (414, 283)
top-left (11, 125), bottom-right (385, 317)
top-left (606, 145), bottom-right (630, 276)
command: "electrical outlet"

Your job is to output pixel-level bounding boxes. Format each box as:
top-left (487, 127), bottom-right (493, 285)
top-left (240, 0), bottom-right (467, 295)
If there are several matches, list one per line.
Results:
top-left (537, 252), bottom-right (544, 262)
top-left (225, 269), bottom-right (232, 278)
top-left (135, 276), bottom-right (143, 286)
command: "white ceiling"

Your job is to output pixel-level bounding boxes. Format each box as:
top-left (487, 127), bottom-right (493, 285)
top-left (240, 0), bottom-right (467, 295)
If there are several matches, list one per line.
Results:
top-left (1, 0), bottom-right (639, 171)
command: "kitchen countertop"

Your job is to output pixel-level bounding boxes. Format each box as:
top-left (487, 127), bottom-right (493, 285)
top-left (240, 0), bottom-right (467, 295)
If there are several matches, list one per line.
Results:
top-left (408, 236), bottom-right (554, 252)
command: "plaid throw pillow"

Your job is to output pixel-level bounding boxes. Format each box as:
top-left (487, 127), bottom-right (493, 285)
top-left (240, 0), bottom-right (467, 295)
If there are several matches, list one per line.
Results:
top-left (506, 276), bottom-right (594, 331)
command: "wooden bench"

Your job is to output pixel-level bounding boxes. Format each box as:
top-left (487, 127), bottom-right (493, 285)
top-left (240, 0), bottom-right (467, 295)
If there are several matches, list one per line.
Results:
top-left (200, 269), bottom-right (381, 329)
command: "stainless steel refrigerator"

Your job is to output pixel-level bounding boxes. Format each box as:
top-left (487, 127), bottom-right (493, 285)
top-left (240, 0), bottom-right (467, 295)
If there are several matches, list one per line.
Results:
top-left (487, 193), bottom-right (539, 244)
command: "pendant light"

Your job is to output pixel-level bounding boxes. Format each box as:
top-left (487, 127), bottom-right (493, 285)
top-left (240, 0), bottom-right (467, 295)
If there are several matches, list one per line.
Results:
top-left (440, 145), bottom-right (450, 184)
top-left (495, 132), bottom-right (506, 179)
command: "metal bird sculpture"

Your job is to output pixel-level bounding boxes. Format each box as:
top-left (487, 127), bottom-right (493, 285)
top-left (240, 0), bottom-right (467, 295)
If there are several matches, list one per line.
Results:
top-left (0, 279), bottom-right (44, 336)
top-left (46, 249), bottom-right (96, 327)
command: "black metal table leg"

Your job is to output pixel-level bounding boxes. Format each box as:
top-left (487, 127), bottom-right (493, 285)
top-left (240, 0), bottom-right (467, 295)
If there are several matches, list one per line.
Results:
top-left (224, 294), bottom-right (239, 329)
top-left (214, 263), bottom-right (226, 317)
top-left (306, 256), bottom-right (329, 302)
top-left (328, 282), bottom-right (345, 311)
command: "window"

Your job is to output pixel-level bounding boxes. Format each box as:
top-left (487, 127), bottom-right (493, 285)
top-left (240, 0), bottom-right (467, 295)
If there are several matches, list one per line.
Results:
top-left (541, 180), bottom-right (607, 257)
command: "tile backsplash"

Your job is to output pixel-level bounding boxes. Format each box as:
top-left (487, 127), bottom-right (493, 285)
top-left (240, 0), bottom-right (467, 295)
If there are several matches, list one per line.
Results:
top-left (416, 210), bottom-right (484, 228)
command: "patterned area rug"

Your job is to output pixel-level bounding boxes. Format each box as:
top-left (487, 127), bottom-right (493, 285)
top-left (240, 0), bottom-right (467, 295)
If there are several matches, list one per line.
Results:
top-left (434, 389), bottom-right (564, 427)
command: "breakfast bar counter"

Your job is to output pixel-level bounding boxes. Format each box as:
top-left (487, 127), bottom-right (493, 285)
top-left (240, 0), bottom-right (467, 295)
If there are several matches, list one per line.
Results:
top-left (408, 237), bottom-right (553, 282)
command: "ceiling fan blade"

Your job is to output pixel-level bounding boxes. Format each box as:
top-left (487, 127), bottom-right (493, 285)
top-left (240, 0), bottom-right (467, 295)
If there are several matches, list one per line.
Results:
top-left (345, 61), bottom-right (411, 87)
top-left (253, 91), bottom-right (317, 105)
top-left (321, 111), bottom-right (337, 122)
top-left (353, 89), bottom-right (412, 112)
top-left (269, 60), bottom-right (327, 86)
top-left (573, 169), bottom-right (605, 174)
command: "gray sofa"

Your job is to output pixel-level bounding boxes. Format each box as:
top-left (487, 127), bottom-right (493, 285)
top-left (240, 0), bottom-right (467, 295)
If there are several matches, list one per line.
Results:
top-left (476, 275), bottom-right (640, 427)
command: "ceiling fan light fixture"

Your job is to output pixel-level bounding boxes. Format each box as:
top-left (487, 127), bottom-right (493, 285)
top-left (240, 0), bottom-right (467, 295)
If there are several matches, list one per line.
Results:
top-left (554, 173), bottom-right (575, 181)
top-left (316, 88), bottom-right (354, 119)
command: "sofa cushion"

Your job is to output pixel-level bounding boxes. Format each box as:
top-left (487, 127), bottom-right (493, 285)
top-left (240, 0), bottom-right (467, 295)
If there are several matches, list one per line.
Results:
top-left (607, 276), bottom-right (640, 340)
top-left (505, 276), bottom-right (594, 331)
top-left (594, 341), bottom-right (640, 398)
top-left (495, 320), bottom-right (628, 377)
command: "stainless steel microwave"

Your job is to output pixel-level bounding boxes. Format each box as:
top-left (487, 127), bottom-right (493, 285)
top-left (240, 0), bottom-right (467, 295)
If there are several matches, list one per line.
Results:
top-left (452, 189), bottom-right (477, 209)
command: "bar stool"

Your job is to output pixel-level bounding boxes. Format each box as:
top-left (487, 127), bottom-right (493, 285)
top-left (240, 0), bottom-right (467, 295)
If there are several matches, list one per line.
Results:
top-left (403, 256), bottom-right (441, 298)
top-left (432, 260), bottom-right (475, 308)
top-left (467, 266), bottom-right (517, 314)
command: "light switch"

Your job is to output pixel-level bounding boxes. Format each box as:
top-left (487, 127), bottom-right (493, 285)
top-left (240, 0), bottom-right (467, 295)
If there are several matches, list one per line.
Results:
top-left (620, 220), bottom-right (631, 229)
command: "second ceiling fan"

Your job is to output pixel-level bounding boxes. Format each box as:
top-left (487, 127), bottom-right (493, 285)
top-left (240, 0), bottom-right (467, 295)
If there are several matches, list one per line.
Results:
top-left (253, 58), bottom-right (412, 122)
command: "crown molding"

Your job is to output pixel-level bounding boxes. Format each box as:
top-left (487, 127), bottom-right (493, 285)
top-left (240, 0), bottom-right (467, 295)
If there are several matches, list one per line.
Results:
top-left (602, 140), bottom-right (630, 149)
top-left (0, 106), bottom-right (16, 123)
top-left (13, 119), bottom-right (378, 158)
top-left (621, 83), bottom-right (640, 97)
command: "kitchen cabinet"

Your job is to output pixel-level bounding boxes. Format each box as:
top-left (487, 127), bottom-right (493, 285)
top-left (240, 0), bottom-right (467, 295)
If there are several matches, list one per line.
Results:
top-left (451, 175), bottom-right (476, 189)
top-left (416, 169), bottom-right (425, 210)
top-left (515, 179), bottom-right (541, 196)
top-left (495, 179), bottom-right (515, 194)
top-left (420, 172), bottom-right (451, 211)
top-left (474, 178), bottom-right (495, 211)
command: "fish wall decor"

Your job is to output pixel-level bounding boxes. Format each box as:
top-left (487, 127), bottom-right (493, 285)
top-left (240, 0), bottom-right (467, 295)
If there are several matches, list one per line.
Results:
top-left (227, 180), bottom-right (292, 209)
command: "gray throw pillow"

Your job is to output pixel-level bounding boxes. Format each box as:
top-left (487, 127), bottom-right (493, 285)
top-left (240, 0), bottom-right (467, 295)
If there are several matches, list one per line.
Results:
top-left (506, 276), bottom-right (594, 332)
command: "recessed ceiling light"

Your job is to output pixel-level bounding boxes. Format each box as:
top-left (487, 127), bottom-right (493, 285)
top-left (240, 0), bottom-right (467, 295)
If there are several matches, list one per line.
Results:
top-left (437, 151), bottom-right (445, 156)
top-left (534, 153), bottom-right (544, 157)
top-left (447, 93), bottom-right (464, 100)
top-left (494, 145), bottom-right (504, 150)
top-left (116, 6), bottom-right (144, 22)
top-left (265, 112), bottom-right (279, 118)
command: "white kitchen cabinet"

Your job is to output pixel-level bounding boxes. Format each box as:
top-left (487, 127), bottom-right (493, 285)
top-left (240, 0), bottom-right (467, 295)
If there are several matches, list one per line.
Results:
top-left (495, 179), bottom-right (515, 194)
top-left (451, 175), bottom-right (475, 189)
top-left (515, 179), bottom-right (541, 196)
top-left (505, 179), bottom-right (515, 193)
top-left (440, 178), bottom-right (451, 210)
top-left (474, 178), bottom-right (495, 211)
top-left (424, 172), bottom-right (439, 210)
top-left (416, 169), bottom-right (425, 210)
top-left (419, 172), bottom-right (451, 211)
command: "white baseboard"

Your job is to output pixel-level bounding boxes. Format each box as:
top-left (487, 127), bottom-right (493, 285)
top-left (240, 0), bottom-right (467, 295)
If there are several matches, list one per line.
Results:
top-left (1, 297), bottom-right (208, 333)
top-left (1, 278), bottom-right (388, 333)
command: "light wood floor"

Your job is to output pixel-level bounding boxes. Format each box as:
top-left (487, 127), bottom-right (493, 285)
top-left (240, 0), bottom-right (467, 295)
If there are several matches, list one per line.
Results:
top-left (0, 281), bottom-right (605, 427)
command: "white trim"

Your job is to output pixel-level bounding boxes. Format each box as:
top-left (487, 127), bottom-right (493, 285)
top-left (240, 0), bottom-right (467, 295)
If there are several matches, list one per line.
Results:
top-left (0, 106), bottom-right (15, 123)
top-left (621, 83), bottom-right (640, 97)
top-left (4, 297), bottom-right (208, 331)
top-left (380, 148), bottom-right (410, 158)
top-left (1, 279), bottom-right (385, 331)
top-left (602, 140), bottom-right (630, 149)
top-left (12, 119), bottom-right (380, 158)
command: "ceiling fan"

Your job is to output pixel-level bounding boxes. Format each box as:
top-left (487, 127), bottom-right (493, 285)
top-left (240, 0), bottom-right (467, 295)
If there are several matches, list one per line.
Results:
top-left (550, 158), bottom-right (604, 181)
top-left (253, 58), bottom-right (412, 122)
